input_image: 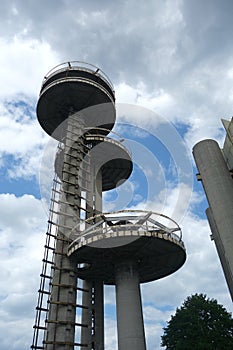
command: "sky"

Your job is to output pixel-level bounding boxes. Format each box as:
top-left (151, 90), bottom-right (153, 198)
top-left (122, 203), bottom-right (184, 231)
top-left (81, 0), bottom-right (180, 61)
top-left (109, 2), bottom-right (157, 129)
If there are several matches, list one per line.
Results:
top-left (0, 0), bottom-right (233, 349)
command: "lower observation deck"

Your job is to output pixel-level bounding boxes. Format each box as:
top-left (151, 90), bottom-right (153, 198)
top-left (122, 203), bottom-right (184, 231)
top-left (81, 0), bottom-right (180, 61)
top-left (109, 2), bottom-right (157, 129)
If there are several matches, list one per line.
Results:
top-left (68, 211), bottom-right (186, 284)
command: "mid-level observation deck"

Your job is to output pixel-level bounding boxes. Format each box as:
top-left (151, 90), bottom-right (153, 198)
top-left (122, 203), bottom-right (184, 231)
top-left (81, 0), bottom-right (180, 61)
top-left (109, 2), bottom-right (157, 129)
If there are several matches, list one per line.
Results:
top-left (54, 127), bottom-right (133, 191)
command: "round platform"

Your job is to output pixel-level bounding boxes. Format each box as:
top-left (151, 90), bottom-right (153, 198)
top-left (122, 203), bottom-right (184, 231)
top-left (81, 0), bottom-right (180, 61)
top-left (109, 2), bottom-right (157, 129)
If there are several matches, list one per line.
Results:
top-left (86, 135), bottom-right (133, 191)
top-left (37, 62), bottom-right (116, 140)
top-left (67, 211), bottom-right (186, 284)
top-left (54, 135), bottom-right (133, 191)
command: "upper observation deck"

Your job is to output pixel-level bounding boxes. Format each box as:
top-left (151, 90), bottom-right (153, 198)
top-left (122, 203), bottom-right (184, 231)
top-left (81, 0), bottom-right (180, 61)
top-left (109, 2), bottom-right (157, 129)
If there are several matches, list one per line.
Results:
top-left (36, 61), bottom-right (116, 140)
top-left (68, 210), bottom-right (186, 284)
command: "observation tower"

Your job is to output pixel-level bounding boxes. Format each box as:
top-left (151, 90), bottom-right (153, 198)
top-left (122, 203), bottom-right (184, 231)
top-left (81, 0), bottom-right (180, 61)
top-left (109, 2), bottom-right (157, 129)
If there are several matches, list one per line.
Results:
top-left (31, 61), bottom-right (186, 350)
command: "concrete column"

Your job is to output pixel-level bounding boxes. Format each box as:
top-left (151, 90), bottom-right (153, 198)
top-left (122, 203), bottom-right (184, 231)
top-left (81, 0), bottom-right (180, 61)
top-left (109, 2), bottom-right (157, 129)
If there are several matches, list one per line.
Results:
top-left (44, 231), bottom-right (77, 350)
top-left (93, 280), bottom-right (104, 350)
top-left (81, 280), bottom-right (104, 350)
top-left (81, 149), bottom-right (104, 349)
top-left (206, 207), bottom-right (233, 300)
top-left (81, 280), bottom-right (93, 349)
top-left (193, 139), bottom-right (233, 300)
top-left (81, 149), bottom-right (94, 349)
top-left (94, 167), bottom-right (103, 215)
top-left (115, 261), bottom-right (146, 350)
top-left (45, 117), bottom-right (87, 349)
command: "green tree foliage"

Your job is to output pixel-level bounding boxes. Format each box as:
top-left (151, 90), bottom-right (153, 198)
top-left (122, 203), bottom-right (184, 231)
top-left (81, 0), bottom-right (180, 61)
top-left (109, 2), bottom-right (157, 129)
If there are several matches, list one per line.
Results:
top-left (161, 293), bottom-right (233, 349)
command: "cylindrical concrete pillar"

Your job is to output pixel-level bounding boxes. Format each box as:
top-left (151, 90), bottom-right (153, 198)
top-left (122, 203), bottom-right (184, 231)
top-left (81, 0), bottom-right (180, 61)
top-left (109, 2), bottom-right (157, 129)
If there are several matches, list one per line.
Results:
top-left (206, 207), bottom-right (233, 300)
top-left (45, 233), bottom-right (77, 350)
top-left (193, 139), bottom-right (233, 299)
top-left (81, 280), bottom-right (93, 349)
top-left (81, 280), bottom-right (104, 350)
top-left (115, 261), bottom-right (146, 350)
top-left (93, 280), bottom-right (104, 350)
top-left (81, 152), bottom-right (104, 349)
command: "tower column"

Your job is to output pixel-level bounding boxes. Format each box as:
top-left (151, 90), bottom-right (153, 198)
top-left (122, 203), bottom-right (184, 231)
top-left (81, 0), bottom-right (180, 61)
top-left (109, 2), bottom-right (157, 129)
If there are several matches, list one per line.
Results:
top-left (91, 170), bottom-right (104, 349)
top-left (45, 235), bottom-right (77, 350)
top-left (92, 280), bottom-right (104, 350)
top-left (115, 261), bottom-right (146, 350)
top-left (193, 139), bottom-right (233, 300)
top-left (81, 280), bottom-right (93, 349)
top-left (81, 160), bottom-right (104, 349)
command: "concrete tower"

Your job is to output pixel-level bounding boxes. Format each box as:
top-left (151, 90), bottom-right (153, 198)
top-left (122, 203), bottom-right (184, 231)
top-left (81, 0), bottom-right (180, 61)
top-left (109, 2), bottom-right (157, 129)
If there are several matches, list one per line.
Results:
top-left (193, 119), bottom-right (233, 301)
top-left (31, 61), bottom-right (186, 350)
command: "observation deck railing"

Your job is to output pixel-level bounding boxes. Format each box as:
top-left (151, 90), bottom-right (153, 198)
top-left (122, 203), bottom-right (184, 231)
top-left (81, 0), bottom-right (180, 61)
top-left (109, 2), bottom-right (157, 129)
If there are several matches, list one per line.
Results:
top-left (84, 127), bottom-right (132, 157)
top-left (42, 61), bottom-right (115, 92)
top-left (68, 210), bottom-right (184, 254)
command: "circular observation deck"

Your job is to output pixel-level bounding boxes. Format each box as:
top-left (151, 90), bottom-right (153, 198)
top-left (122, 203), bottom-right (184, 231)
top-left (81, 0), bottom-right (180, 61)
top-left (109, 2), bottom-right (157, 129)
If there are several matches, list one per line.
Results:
top-left (68, 210), bottom-right (186, 284)
top-left (54, 128), bottom-right (133, 191)
top-left (37, 61), bottom-right (116, 140)
top-left (85, 129), bottom-right (133, 191)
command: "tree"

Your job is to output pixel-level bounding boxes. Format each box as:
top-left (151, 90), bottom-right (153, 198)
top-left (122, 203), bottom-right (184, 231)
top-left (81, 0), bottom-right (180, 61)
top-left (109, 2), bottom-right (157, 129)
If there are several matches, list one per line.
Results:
top-left (161, 293), bottom-right (233, 350)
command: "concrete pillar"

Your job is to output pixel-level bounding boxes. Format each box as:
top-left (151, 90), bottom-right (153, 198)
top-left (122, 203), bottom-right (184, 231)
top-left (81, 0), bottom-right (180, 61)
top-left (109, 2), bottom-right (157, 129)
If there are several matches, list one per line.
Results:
top-left (81, 280), bottom-right (93, 349)
top-left (81, 153), bottom-right (104, 349)
top-left (45, 117), bottom-right (87, 349)
top-left (81, 280), bottom-right (104, 350)
top-left (206, 207), bottom-right (233, 300)
top-left (115, 261), bottom-right (146, 350)
top-left (45, 233), bottom-right (77, 350)
top-left (92, 280), bottom-right (104, 350)
top-left (193, 139), bottom-right (233, 300)
top-left (94, 168), bottom-right (102, 215)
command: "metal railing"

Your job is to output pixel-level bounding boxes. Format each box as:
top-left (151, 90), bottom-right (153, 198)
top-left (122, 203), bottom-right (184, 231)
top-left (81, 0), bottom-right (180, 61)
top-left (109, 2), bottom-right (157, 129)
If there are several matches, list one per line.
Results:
top-left (84, 127), bottom-right (132, 157)
top-left (42, 61), bottom-right (114, 92)
top-left (68, 210), bottom-right (183, 249)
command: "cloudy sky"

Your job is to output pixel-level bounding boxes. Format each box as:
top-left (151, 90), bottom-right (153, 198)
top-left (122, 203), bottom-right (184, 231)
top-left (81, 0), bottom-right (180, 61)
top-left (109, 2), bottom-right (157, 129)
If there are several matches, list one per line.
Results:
top-left (1, 0), bottom-right (233, 349)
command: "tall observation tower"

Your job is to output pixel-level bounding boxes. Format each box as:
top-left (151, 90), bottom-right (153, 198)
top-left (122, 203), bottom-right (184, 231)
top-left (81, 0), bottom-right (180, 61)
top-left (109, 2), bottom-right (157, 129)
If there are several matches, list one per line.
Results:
top-left (31, 61), bottom-right (186, 350)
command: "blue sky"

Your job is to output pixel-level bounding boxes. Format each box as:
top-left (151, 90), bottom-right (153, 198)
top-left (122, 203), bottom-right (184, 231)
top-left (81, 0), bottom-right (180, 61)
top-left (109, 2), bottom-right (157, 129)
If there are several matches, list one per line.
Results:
top-left (1, 1), bottom-right (233, 349)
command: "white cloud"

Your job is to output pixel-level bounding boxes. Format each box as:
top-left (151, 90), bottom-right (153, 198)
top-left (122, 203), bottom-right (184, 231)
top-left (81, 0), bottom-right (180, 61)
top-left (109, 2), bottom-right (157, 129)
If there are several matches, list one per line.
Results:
top-left (0, 34), bottom-right (59, 182)
top-left (0, 100), bottom-right (50, 179)
top-left (105, 318), bottom-right (117, 350)
top-left (116, 83), bottom-right (176, 122)
top-left (0, 316), bottom-right (33, 350)
top-left (0, 193), bottom-right (47, 350)
top-left (0, 37), bottom-right (59, 99)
